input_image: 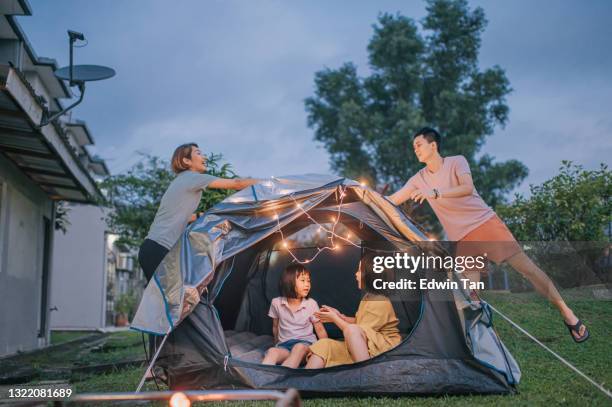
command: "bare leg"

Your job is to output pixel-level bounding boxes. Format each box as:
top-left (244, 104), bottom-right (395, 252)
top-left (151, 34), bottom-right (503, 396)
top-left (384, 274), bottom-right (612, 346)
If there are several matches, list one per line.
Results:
top-left (281, 343), bottom-right (310, 368)
top-left (305, 354), bottom-right (325, 369)
top-left (262, 347), bottom-right (290, 365)
top-left (506, 251), bottom-right (586, 338)
top-left (343, 324), bottom-right (370, 362)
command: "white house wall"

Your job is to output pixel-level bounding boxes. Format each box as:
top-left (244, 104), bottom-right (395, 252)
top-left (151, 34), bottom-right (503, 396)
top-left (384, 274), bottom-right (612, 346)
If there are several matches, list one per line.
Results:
top-left (0, 154), bottom-right (52, 356)
top-left (50, 204), bottom-right (107, 330)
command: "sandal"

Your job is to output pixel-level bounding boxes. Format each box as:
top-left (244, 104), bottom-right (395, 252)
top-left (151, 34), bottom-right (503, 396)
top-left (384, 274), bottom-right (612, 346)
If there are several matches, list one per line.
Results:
top-left (565, 319), bottom-right (590, 343)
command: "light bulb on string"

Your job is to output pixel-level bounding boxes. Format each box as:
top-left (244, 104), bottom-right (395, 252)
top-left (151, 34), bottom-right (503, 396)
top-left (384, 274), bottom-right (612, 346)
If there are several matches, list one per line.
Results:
top-left (272, 184), bottom-right (359, 265)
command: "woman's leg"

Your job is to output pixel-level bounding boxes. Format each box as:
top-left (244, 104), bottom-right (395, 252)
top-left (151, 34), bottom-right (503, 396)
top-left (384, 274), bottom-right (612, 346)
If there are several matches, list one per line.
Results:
top-left (138, 239), bottom-right (169, 283)
top-left (262, 347), bottom-right (290, 365)
top-left (343, 324), bottom-right (370, 362)
top-left (305, 354), bottom-right (325, 369)
top-left (137, 239), bottom-right (170, 378)
top-left (281, 343), bottom-right (310, 368)
top-left (506, 251), bottom-right (586, 338)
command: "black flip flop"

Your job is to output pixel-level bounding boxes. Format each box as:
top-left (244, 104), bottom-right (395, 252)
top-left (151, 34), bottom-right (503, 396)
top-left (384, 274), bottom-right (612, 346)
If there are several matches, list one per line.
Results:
top-left (565, 319), bottom-right (590, 343)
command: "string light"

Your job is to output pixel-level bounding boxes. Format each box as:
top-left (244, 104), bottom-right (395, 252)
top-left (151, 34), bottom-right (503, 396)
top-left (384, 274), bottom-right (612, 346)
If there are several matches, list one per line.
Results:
top-left (273, 185), bottom-right (360, 264)
top-left (169, 392), bottom-right (191, 407)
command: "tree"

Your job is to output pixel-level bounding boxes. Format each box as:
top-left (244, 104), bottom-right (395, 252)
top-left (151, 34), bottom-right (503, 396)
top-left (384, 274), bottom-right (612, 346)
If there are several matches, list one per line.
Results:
top-left (100, 153), bottom-right (236, 249)
top-left (497, 161), bottom-right (611, 287)
top-left (305, 0), bottom-right (528, 228)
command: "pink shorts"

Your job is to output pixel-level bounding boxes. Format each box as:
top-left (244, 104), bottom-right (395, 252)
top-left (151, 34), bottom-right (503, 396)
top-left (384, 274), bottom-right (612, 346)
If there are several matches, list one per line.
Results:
top-left (456, 215), bottom-right (522, 266)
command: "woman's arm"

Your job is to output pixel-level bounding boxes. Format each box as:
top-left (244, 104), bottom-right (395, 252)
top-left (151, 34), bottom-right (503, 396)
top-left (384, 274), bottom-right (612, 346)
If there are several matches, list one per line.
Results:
top-left (318, 305), bottom-right (355, 324)
top-left (317, 309), bottom-right (351, 331)
top-left (313, 321), bottom-right (328, 339)
top-left (208, 177), bottom-right (259, 190)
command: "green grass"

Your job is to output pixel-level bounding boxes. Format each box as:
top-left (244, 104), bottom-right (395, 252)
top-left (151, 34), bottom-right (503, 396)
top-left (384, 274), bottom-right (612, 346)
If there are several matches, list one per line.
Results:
top-left (7, 289), bottom-right (611, 406)
top-left (50, 330), bottom-right (93, 345)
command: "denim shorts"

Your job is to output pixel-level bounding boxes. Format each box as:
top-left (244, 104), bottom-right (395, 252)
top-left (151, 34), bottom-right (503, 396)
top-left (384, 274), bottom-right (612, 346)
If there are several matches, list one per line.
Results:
top-left (276, 339), bottom-right (312, 352)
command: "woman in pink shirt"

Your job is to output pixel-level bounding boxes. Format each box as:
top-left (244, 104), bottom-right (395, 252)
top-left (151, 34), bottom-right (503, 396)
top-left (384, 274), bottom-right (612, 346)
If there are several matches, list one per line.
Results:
top-left (389, 127), bottom-right (589, 343)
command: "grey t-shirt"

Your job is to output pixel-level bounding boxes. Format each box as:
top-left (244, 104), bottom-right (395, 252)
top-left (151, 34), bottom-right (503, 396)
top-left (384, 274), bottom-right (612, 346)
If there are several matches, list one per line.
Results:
top-left (146, 171), bottom-right (219, 249)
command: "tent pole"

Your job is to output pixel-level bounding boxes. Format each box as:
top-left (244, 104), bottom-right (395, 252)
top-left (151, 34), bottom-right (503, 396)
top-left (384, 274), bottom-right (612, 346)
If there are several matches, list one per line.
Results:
top-left (136, 330), bottom-right (170, 393)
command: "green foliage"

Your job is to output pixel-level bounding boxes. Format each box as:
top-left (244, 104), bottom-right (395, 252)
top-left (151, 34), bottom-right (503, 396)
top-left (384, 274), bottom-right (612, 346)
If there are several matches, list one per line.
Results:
top-left (114, 291), bottom-right (138, 319)
top-left (100, 153), bottom-right (236, 249)
top-left (497, 162), bottom-right (611, 287)
top-left (305, 0), bottom-right (528, 225)
top-left (497, 161), bottom-right (611, 242)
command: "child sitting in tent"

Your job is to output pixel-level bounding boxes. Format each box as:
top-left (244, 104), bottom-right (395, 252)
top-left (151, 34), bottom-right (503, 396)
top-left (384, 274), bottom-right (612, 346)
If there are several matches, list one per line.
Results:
top-left (261, 264), bottom-right (328, 368)
top-left (305, 262), bottom-right (401, 368)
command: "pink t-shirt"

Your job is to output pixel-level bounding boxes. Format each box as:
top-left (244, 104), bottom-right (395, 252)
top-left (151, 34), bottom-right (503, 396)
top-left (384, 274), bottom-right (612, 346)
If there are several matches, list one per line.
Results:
top-left (268, 297), bottom-right (319, 344)
top-left (404, 155), bottom-right (495, 241)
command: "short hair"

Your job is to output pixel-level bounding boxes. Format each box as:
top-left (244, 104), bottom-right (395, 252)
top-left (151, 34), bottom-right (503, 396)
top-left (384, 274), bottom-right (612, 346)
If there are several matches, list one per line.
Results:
top-left (279, 264), bottom-right (311, 299)
top-left (413, 127), bottom-right (441, 153)
top-left (171, 143), bottom-right (199, 174)
top-left (360, 259), bottom-right (392, 296)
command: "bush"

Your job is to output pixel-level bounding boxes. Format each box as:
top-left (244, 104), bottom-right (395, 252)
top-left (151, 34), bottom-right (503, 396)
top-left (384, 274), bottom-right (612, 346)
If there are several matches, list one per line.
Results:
top-left (497, 161), bottom-right (611, 286)
top-left (115, 291), bottom-right (139, 319)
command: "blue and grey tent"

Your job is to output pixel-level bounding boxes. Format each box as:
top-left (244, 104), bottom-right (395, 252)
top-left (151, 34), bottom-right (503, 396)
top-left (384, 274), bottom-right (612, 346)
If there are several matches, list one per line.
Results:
top-left (131, 174), bottom-right (520, 395)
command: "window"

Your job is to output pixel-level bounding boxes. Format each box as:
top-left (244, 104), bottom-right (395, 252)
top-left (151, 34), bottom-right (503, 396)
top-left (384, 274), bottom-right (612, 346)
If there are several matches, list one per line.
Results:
top-left (116, 253), bottom-right (133, 271)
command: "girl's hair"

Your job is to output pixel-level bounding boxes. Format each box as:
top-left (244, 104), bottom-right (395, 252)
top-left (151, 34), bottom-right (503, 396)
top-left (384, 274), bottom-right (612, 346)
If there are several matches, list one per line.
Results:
top-left (171, 142), bottom-right (199, 174)
top-left (279, 264), bottom-right (311, 299)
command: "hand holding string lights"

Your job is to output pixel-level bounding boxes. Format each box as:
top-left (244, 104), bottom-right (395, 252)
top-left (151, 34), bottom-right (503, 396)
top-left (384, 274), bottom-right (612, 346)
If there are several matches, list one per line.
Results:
top-left (273, 185), bottom-right (361, 265)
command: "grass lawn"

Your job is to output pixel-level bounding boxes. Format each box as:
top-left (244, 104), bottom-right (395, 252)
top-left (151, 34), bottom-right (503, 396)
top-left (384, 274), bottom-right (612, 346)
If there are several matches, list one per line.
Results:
top-left (50, 330), bottom-right (96, 345)
top-left (7, 288), bottom-right (611, 406)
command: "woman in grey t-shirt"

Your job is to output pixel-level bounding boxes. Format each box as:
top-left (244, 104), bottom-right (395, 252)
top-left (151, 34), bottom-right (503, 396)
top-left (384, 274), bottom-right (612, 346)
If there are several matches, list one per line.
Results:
top-left (138, 142), bottom-right (258, 282)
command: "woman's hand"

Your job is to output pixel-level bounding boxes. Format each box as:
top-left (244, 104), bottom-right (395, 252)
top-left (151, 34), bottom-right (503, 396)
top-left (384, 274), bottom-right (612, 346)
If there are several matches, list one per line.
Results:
top-left (320, 305), bottom-right (341, 316)
top-left (315, 309), bottom-right (342, 324)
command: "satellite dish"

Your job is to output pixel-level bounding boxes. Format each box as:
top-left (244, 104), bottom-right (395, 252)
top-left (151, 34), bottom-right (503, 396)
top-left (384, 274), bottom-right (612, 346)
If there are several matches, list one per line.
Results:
top-left (55, 65), bottom-right (115, 82)
top-left (36, 30), bottom-right (115, 128)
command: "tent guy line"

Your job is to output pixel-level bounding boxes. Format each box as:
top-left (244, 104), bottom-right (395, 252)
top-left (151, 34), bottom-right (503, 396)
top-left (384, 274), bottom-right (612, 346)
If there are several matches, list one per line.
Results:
top-left (489, 304), bottom-right (611, 399)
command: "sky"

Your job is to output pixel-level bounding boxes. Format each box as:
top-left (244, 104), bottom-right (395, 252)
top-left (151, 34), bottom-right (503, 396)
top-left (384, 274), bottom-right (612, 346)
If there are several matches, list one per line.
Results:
top-left (17, 0), bottom-right (612, 195)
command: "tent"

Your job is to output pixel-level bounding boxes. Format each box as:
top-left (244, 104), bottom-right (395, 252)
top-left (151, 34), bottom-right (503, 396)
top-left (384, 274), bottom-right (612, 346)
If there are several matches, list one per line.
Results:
top-left (131, 175), bottom-right (521, 395)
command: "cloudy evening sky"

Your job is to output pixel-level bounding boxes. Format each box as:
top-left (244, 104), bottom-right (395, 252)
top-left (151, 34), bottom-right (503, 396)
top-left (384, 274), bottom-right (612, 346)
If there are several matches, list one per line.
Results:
top-left (18, 0), bottom-right (612, 195)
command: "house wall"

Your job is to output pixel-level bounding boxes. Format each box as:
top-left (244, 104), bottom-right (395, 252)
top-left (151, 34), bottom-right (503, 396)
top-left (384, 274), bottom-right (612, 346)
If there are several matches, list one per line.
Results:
top-left (0, 154), bottom-right (53, 356)
top-left (50, 204), bottom-right (107, 330)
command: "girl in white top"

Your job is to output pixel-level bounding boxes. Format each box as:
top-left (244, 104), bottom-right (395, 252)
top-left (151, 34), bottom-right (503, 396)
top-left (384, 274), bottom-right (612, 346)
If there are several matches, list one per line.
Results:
top-left (262, 264), bottom-right (328, 368)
